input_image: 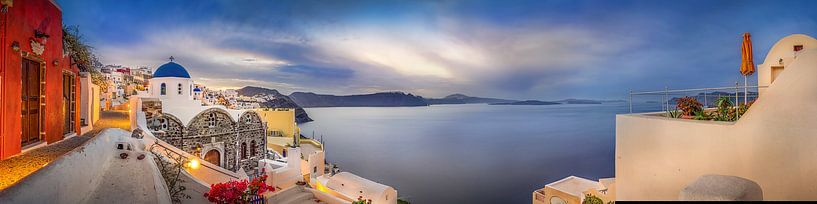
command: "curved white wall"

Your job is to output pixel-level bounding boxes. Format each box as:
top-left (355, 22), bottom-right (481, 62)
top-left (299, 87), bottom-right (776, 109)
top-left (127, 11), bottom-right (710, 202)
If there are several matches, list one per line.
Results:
top-left (616, 42), bottom-right (817, 200)
top-left (149, 77), bottom-right (194, 100)
top-left (757, 34), bottom-right (817, 94)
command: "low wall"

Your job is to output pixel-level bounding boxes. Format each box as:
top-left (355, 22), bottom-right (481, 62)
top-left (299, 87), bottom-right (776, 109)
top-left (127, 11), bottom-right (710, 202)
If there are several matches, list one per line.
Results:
top-left (616, 115), bottom-right (739, 200)
top-left (0, 129), bottom-right (170, 203)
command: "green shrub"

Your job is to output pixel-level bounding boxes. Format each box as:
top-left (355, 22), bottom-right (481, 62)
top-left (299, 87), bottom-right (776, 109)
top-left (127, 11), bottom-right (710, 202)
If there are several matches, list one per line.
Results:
top-left (583, 194), bottom-right (604, 204)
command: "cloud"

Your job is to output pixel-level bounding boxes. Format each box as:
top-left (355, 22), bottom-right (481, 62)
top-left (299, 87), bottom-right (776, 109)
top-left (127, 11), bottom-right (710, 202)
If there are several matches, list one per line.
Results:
top-left (74, 0), bottom-right (817, 99)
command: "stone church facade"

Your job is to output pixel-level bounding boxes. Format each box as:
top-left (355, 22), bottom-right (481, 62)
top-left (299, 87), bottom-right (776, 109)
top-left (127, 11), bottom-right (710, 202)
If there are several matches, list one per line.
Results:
top-left (146, 107), bottom-right (267, 174)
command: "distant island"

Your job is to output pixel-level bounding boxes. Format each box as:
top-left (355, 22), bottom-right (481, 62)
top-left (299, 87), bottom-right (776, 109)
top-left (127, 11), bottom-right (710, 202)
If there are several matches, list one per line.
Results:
top-left (489, 100), bottom-right (560, 105)
top-left (555, 99), bottom-right (602, 104)
top-left (236, 86), bottom-right (623, 110)
top-left (425, 93), bottom-right (516, 105)
top-left (289, 91), bottom-right (428, 107)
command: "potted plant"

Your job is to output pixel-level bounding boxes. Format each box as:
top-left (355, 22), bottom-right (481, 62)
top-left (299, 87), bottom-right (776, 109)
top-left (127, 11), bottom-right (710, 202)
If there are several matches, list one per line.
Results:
top-left (675, 96), bottom-right (702, 119)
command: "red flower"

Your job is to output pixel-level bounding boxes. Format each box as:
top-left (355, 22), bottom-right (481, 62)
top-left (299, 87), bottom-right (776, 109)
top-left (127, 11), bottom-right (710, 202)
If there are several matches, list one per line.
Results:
top-left (204, 176), bottom-right (274, 204)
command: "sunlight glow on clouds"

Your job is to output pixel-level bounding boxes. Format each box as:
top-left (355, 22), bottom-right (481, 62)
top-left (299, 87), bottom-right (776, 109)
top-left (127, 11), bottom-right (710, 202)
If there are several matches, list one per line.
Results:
top-left (60, 0), bottom-right (817, 99)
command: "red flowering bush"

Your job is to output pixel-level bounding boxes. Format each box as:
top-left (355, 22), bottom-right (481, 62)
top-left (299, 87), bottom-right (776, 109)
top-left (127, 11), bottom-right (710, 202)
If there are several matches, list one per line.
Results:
top-left (676, 96), bottom-right (703, 117)
top-left (204, 174), bottom-right (274, 204)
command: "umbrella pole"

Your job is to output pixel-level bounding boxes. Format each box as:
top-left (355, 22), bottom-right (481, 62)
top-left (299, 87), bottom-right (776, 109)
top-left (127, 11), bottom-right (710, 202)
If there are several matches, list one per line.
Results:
top-left (744, 75), bottom-right (748, 105)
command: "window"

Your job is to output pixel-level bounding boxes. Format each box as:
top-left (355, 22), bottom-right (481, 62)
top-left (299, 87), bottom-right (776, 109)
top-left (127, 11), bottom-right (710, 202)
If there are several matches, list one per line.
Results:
top-left (250, 141), bottom-right (257, 157)
top-left (550, 196), bottom-right (566, 204)
top-left (160, 83), bottom-right (166, 95)
top-left (206, 113), bottom-right (216, 127)
top-left (177, 83), bottom-right (183, 95)
top-left (190, 85), bottom-right (193, 96)
top-left (241, 142), bottom-right (247, 159)
top-left (160, 119), bottom-right (168, 130)
top-left (794, 45), bottom-right (804, 52)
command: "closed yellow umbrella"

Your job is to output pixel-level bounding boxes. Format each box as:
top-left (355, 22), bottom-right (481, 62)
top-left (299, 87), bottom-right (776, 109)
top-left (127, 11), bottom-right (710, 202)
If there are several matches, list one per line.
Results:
top-left (740, 32), bottom-right (754, 104)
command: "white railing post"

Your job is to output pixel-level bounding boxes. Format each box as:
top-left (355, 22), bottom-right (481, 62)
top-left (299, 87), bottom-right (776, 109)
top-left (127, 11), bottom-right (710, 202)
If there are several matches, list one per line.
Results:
top-left (703, 89), bottom-right (708, 108)
top-left (628, 90), bottom-right (633, 113)
top-left (664, 86), bottom-right (669, 117)
top-left (735, 82), bottom-right (740, 120)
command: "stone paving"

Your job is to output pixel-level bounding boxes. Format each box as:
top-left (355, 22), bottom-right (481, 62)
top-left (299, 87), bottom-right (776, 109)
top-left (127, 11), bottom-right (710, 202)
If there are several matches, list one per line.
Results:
top-left (0, 110), bottom-right (131, 189)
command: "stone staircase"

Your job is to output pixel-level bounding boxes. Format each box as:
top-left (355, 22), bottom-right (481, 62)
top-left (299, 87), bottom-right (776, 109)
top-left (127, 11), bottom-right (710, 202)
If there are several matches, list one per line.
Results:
top-left (268, 186), bottom-right (327, 204)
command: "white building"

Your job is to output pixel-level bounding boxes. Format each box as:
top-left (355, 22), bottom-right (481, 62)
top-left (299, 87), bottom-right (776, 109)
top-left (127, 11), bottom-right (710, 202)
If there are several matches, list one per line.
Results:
top-left (616, 34), bottom-right (817, 201)
top-left (148, 60), bottom-right (195, 101)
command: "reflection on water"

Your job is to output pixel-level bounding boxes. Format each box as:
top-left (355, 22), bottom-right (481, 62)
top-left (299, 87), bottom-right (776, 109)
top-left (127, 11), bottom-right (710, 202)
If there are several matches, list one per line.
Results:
top-left (299, 103), bottom-right (653, 204)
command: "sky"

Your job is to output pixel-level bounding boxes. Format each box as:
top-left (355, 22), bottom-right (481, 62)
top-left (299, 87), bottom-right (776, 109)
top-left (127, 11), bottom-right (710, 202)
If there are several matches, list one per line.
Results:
top-left (57, 0), bottom-right (817, 100)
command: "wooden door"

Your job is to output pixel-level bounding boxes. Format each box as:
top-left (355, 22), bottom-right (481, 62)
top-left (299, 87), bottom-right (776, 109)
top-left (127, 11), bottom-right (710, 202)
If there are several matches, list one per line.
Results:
top-left (21, 59), bottom-right (42, 146)
top-left (204, 149), bottom-right (220, 166)
top-left (63, 73), bottom-right (76, 134)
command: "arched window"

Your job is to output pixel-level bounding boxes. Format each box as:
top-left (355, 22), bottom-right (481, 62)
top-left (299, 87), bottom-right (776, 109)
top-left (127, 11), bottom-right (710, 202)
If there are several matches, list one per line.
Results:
top-left (190, 85), bottom-right (193, 96)
top-left (241, 142), bottom-right (247, 159)
top-left (160, 118), bottom-right (168, 130)
top-left (250, 141), bottom-right (257, 157)
top-left (206, 112), bottom-right (216, 127)
top-left (177, 83), bottom-right (183, 95)
top-left (160, 83), bottom-right (166, 95)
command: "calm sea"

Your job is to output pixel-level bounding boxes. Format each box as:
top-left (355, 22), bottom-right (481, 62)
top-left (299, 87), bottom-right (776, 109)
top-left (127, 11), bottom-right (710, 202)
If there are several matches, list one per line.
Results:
top-left (299, 103), bottom-right (657, 204)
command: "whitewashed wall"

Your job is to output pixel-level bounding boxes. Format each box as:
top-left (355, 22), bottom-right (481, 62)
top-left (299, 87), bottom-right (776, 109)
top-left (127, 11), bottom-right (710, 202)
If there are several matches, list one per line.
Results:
top-left (616, 44), bottom-right (817, 200)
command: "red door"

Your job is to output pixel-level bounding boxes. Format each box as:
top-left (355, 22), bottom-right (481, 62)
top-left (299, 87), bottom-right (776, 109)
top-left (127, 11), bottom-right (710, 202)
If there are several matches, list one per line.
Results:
top-left (21, 59), bottom-right (42, 146)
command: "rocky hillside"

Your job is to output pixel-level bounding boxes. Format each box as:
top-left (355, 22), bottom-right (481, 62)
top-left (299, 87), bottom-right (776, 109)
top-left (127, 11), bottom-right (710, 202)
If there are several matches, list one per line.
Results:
top-left (289, 92), bottom-right (429, 107)
top-left (236, 86), bottom-right (313, 123)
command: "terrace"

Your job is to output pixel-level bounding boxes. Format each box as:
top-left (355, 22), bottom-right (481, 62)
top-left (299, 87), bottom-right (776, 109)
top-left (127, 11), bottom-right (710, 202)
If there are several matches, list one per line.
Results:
top-left (627, 84), bottom-right (766, 122)
top-left (615, 34), bottom-right (817, 200)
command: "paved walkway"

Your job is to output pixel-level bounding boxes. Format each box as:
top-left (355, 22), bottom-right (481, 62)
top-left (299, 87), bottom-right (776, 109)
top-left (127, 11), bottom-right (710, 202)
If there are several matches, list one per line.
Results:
top-left (0, 110), bottom-right (131, 189)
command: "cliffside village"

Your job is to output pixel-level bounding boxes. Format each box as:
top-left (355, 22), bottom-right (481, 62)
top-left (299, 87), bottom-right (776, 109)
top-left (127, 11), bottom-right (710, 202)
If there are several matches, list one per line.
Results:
top-left (0, 1), bottom-right (397, 203)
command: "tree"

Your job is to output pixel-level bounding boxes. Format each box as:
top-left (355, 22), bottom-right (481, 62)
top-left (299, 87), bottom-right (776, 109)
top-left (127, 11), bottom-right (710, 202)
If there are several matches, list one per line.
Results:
top-left (63, 25), bottom-right (95, 72)
top-left (63, 25), bottom-right (109, 91)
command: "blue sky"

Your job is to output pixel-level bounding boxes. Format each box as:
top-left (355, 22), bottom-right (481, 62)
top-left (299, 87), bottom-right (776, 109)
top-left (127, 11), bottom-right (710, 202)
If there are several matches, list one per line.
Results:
top-left (57, 0), bottom-right (817, 100)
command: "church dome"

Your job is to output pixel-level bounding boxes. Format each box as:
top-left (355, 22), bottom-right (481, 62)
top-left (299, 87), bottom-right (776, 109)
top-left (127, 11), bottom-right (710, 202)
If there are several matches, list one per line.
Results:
top-left (193, 87), bottom-right (201, 92)
top-left (153, 61), bottom-right (191, 78)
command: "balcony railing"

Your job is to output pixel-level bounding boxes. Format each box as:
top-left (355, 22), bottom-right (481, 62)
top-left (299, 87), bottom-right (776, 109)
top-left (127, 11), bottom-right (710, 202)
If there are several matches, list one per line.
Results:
top-left (628, 83), bottom-right (768, 117)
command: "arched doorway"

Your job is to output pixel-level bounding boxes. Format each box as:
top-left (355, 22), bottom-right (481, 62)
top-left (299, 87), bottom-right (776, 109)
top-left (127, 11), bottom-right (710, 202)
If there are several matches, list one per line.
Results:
top-left (204, 149), bottom-right (220, 166)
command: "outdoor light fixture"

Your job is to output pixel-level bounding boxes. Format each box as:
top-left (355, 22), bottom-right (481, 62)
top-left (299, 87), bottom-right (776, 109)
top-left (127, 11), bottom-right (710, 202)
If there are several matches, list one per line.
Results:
top-left (52, 60), bottom-right (59, 66)
top-left (10, 41), bottom-right (20, 52)
top-left (188, 159), bottom-right (200, 169)
top-left (34, 29), bottom-right (49, 39)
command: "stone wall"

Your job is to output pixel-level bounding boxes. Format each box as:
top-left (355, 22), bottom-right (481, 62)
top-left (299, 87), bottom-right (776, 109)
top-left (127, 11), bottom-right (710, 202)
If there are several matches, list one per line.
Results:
top-left (146, 108), bottom-right (266, 174)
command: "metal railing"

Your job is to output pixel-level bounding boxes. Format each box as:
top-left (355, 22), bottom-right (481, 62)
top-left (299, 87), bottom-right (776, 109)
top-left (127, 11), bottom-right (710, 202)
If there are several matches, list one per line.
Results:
top-left (628, 83), bottom-right (768, 115)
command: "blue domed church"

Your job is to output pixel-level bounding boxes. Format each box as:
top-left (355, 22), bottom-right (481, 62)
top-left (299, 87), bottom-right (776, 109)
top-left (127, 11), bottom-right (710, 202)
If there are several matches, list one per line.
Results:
top-left (148, 57), bottom-right (195, 101)
top-left (142, 57), bottom-right (267, 175)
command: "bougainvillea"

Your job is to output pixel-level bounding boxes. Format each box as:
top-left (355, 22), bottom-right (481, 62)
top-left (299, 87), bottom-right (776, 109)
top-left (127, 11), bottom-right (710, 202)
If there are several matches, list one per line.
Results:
top-left (204, 174), bottom-right (273, 204)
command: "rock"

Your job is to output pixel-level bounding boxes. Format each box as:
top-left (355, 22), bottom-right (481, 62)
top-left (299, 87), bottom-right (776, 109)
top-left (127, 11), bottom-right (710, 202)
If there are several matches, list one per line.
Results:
top-left (679, 174), bottom-right (763, 201)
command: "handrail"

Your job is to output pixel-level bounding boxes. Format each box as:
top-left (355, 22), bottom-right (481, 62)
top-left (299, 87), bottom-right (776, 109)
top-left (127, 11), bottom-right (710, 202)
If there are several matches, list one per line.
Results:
top-left (631, 85), bottom-right (768, 95)
top-left (152, 141), bottom-right (241, 179)
top-left (628, 84), bottom-right (768, 114)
